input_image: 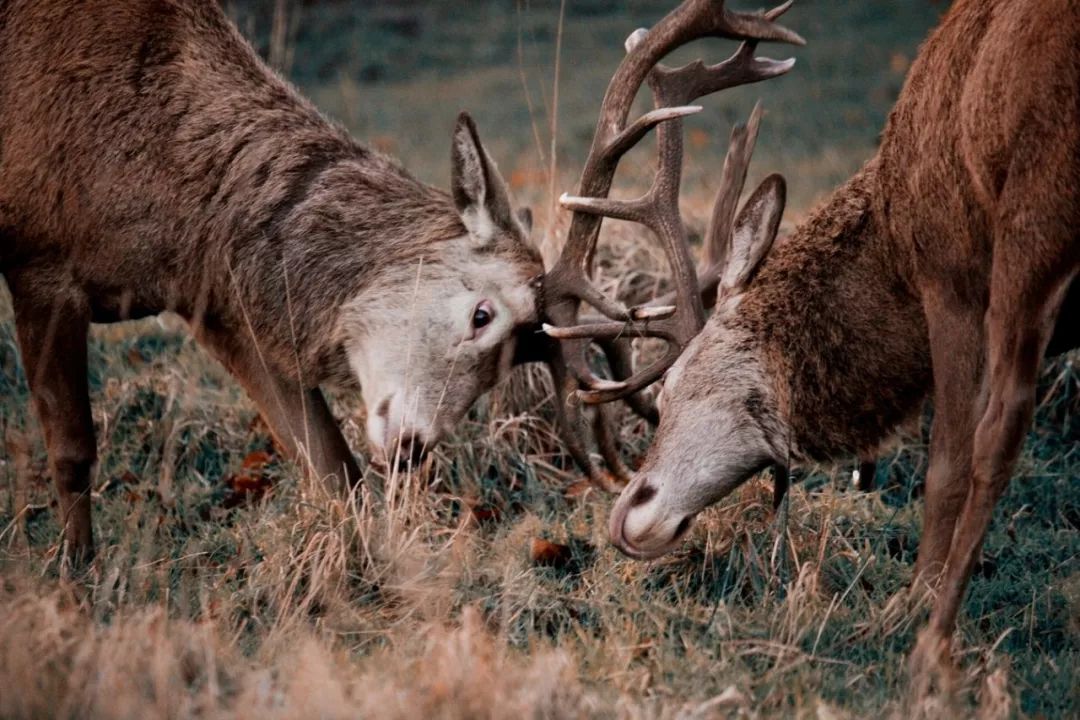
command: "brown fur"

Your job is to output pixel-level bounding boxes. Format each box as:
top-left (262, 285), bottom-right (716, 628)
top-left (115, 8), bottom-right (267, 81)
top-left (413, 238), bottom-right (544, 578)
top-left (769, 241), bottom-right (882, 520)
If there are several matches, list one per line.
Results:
top-left (0, 0), bottom-right (542, 562)
top-left (613, 0), bottom-right (1078, 685)
top-left (736, 161), bottom-right (932, 462)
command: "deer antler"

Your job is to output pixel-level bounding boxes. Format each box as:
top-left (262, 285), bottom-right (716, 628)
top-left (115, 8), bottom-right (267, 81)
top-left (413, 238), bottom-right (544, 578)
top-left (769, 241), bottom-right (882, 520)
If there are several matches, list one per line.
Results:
top-left (521, 0), bottom-right (801, 491)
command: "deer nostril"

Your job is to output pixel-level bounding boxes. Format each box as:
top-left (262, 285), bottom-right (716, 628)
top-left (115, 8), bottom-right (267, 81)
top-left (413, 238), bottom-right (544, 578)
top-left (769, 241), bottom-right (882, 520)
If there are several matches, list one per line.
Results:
top-left (376, 397), bottom-right (391, 421)
top-left (673, 516), bottom-right (692, 541)
top-left (393, 433), bottom-right (427, 470)
top-left (629, 483), bottom-right (657, 508)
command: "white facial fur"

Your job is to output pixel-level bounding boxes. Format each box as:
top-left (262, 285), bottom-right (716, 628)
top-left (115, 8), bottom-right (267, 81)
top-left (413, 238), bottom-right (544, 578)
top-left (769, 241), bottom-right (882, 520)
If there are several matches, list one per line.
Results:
top-left (340, 240), bottom-right (537, 462)
top-left (609, 307), bottom-right (782, 559)
top-left (336, 111), bottom-right (540, 465)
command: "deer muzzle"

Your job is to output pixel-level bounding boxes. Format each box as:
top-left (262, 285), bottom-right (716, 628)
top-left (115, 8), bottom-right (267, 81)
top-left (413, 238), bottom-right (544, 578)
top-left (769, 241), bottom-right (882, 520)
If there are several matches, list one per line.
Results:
top-left (609, 475), bottom-right (694, 560)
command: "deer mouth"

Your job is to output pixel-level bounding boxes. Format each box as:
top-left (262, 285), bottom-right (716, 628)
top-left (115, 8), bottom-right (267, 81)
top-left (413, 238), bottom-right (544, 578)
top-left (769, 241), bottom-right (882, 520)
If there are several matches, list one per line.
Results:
top-left (608, 497), bottom-right (694, 560)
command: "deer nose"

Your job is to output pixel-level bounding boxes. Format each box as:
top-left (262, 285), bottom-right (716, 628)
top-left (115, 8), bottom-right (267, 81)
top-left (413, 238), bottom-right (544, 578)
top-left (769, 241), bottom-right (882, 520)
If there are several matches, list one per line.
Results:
top-left (390, 430), bottom-right (428, 471)
top-left (609, 477), bottom-right (693, 560)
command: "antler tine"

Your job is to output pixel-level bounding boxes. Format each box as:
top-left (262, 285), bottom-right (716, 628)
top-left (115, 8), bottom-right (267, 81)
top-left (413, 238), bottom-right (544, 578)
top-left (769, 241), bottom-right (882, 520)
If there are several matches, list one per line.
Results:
top-left (705, 101), bottom-right (763, 268)
top-left (646, 1), bottom-right (799, 110)
top-left (552, 13), bottom-right (797, 404)
top-left (599, 338), bottom-right (660, 424)
top-left (548, 353), bottom-right (625, 493)
top-left (643, 100), bottom-right (764, 312)
top-left (593, 405), bottom-right (633, 485)
top-left (545, 0), bottom-right (802, 289)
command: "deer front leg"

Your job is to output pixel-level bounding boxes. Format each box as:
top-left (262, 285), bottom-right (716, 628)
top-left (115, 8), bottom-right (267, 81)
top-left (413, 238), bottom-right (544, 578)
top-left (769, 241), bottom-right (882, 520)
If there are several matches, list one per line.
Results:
top-left (11, 290), bottom-right (97, 567)
top-left (913, 289), bottom-right (986, 589)
top-left (194, 321), bottom-right (361, 491)
top-left (912, 258), bottom-right (1075, 695)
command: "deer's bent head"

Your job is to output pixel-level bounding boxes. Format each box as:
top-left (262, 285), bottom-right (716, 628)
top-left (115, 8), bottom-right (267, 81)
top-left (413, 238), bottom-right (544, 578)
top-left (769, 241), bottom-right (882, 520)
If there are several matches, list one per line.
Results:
top-left (341, 114), bottom-right (542, 466)
top-left (609, 178), bottom-right (787, 559)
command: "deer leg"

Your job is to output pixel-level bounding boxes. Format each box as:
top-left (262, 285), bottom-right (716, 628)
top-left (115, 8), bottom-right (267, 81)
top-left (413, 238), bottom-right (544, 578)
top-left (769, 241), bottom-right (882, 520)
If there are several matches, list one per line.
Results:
top-left (194, 321), bottom-right (361, 491)
top-left (12, 292), bottom-right (96, 566)
top-left (912, 260), bottom-right (1074, 686)
top-left (913, 291), bottom-right (985, 588)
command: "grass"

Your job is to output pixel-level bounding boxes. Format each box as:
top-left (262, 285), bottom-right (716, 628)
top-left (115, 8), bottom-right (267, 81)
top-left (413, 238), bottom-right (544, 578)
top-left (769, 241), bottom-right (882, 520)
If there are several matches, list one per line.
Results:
top-left (2, 1), bottom-right (1078, 717)
top-left (2, 219), bottom-right (1077, 717)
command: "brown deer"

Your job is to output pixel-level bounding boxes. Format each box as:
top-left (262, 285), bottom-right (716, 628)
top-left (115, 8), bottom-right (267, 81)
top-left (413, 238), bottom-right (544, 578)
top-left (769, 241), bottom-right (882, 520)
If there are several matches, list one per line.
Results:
top-left (0, 0), bottom-right (803, 565)
top-left (0, 0), bottom-right (552, 563)
top-left (541, 0), bottom-right (1078, 687)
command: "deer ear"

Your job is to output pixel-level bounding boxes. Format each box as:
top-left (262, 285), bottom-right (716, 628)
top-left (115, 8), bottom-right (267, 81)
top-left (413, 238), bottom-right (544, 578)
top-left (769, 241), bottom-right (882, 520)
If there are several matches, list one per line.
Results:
top-left (451, 112), bottom-right (516, 245)
top-left (722, 173), bottom-right (786, 292)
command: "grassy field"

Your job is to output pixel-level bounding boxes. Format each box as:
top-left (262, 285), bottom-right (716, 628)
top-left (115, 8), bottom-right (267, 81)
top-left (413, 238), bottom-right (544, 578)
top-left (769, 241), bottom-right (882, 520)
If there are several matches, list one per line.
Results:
top-left (2, 1), bottom-right (1078, 718)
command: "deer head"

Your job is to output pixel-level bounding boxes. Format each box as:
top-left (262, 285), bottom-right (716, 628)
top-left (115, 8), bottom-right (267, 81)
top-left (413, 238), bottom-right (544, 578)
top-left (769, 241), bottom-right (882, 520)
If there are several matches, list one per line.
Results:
top-left (341, 113), bottom-right (543, 467)
top-left (608, 174), bottom-right (787, 558)
top-left (516, 0), bottom-right (801, 493)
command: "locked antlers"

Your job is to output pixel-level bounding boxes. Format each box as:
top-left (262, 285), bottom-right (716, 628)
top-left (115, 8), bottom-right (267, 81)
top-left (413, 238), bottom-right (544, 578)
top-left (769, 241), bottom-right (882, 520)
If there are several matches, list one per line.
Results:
top-left (523, 0), bottom-right (800, 490)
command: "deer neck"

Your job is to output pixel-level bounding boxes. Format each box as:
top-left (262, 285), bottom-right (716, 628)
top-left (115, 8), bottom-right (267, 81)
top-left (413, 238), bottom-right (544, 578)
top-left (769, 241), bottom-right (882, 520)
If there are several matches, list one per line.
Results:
top-left (220, 155), bottom-right (466, 390)
top-left (737, 160), bottom-right (932, 463)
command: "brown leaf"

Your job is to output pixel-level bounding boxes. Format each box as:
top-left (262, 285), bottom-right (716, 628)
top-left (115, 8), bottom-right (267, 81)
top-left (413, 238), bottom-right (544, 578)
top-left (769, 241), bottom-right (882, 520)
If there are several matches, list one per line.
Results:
top-left (126, 347), bottom-right (146, 366)
top-left (564, 479), bottom-right (593, 501)
top-left (222, 452), bottom-right (275, 509)
top-left (240, 450), bottom-right (272, 471)
top-left (530, 538), bottom-right (573, 568)
top-left (469, 503), bottom-right (502, 525)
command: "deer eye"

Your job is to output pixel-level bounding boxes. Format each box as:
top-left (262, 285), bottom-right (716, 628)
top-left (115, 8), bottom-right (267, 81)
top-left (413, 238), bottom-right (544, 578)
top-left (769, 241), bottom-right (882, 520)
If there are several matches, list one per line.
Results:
top-left (471, 300), bottom-right (495, 331)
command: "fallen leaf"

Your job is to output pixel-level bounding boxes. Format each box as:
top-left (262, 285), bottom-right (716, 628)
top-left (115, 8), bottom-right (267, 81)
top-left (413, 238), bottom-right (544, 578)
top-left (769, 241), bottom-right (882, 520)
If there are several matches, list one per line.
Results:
top-left (530, 538), bottom-right (573, 567)
top-left (469, 503), bottom-right (501, 525)
top-left (564, 479), bottom-right (593, 501)
top-left (240, 450), bottom-right (273, 471)
top-left (222, 452), bottom-right (275, 508)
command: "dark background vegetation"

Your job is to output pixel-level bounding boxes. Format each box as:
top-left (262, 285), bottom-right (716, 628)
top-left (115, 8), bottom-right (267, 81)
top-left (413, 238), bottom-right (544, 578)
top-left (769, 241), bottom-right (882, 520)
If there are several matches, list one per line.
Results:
top-left (226, 0), bottom-right (943, 209)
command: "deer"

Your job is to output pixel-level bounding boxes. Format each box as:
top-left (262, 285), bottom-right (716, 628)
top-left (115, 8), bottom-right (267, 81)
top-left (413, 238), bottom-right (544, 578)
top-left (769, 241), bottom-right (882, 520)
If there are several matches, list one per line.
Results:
top-left (0, 0), bottom-right (555, 565)
top-left (532, 0), bottom-right (1079, 690)
top-left (0, 0), bottom-right (805, 567)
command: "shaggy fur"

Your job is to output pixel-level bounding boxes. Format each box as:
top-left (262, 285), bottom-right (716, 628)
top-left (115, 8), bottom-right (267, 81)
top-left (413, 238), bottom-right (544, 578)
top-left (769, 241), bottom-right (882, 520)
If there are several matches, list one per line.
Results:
top-left (0, 0), bottom-right (542, 561)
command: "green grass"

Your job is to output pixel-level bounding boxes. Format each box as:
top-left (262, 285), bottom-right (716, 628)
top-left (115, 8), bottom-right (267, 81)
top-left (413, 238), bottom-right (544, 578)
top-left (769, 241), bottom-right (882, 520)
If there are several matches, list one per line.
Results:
top-left (2, 1), bottom-right (1078, 717)
top-left (230, 0), bottom-right (944, 211)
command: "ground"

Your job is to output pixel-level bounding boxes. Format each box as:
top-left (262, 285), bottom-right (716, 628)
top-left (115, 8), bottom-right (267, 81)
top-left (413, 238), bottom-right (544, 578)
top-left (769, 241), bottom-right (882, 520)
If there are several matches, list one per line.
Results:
top-left (1, 1), bottom-right (1077, 718)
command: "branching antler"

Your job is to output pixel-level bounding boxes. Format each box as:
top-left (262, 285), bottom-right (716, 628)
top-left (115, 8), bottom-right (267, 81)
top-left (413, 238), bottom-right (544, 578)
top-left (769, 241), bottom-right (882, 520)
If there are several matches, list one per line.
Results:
top-left (520, 0), bottom-right (801, 491)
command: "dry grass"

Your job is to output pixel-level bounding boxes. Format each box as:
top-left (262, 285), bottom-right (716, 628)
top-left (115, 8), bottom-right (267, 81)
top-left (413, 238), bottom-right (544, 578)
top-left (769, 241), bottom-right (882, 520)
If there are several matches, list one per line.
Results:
top-left (1, 199), bottom-right (1077, 717)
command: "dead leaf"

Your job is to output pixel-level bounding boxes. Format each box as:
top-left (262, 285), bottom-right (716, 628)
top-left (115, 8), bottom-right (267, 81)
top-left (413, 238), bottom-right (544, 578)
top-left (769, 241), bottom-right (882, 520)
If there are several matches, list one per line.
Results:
top-left (530, 538), bottom-right (573, 567)
top-left (564, 479), bottom-right (593, 501)
top-left (240, 450), bottom-right (272, 471)
top-left (222, 451), bottom-right (275, 508)
top-left (468, 503), bottom-right (502, 525)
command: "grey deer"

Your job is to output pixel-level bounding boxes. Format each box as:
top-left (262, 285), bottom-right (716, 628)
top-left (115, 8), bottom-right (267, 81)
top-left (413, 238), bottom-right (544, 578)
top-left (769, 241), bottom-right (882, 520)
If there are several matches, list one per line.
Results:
top-left (0, 0), bottom-right (803, 565)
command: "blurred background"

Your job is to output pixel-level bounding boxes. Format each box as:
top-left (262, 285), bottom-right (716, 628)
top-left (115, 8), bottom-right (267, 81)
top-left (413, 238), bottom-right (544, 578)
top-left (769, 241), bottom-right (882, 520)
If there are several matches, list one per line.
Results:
top-left (226, 0), bottom-right (946, 213)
